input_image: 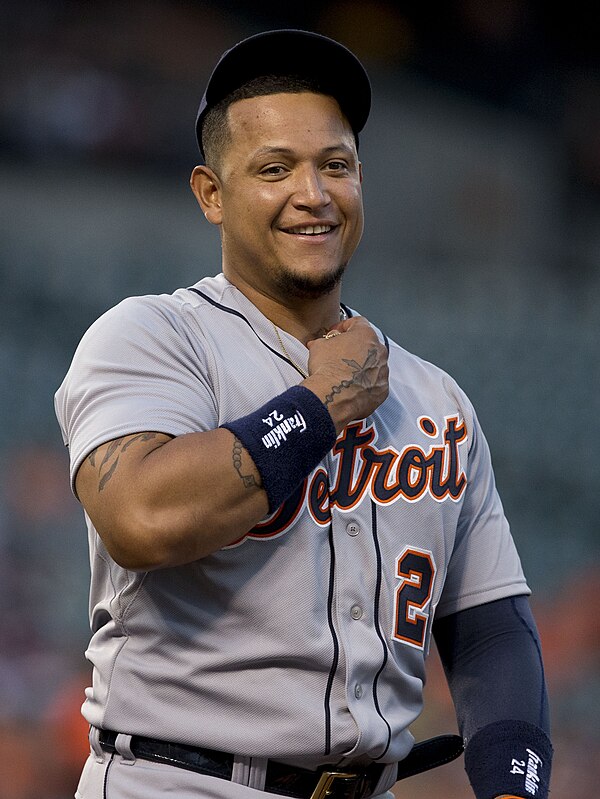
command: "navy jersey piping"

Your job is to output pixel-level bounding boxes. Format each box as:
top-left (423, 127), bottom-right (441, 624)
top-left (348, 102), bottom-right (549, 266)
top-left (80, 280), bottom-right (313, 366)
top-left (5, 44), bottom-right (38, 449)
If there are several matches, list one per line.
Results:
top-left (369, 363), bottom-right (391, 759)
top-left (187, 287), bottom-right (306, 379)
top-left (103, 753), bottom-right (114, 797)
top-left (323, 521), bottom-right (340, 756)
top-left (370, 499), bottom-right (393, 759)
top-left (188, 289), bottom-right (389, 757)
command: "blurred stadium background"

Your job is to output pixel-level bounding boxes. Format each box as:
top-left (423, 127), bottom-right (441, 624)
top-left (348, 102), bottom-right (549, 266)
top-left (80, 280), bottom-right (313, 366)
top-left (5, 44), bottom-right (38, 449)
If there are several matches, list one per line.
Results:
top-left (0, 1), bottom-right (598, 796)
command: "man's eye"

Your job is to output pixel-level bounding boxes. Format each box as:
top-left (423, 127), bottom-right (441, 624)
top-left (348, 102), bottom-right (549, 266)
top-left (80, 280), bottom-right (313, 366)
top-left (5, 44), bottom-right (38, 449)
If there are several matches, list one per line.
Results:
top-left (326, 161), bottom-right (348, 172)
top-left (261, 165), bottom-right (285, 176)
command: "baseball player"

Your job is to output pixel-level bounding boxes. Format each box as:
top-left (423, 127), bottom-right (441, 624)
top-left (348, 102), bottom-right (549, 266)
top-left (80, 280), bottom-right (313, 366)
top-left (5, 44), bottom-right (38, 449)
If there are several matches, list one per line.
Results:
top-left (55, 29), bottom-right (552, 799)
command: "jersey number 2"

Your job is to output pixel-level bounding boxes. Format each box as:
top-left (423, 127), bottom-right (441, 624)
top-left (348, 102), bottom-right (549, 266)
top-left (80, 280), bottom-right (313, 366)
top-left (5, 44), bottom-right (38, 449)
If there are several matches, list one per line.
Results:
top-left (393, 547), bottom-right (436, 649)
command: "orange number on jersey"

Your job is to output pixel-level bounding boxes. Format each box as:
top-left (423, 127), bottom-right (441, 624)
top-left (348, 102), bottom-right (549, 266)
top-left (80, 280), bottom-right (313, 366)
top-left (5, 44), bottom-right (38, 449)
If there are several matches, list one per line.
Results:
top-left (393, 547), bottom-right (436, 649)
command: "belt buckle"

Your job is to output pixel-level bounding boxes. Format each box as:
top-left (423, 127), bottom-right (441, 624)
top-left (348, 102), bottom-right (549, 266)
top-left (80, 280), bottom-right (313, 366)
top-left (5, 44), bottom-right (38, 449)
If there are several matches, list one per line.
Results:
top-left (309, 771), bottom-right (362, 799)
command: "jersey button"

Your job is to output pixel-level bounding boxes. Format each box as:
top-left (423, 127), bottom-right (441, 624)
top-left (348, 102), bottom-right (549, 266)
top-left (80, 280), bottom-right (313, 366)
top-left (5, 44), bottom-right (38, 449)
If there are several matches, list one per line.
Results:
top-left (346, 522), bottom-right (360, 536)
top-left (351, 605), bottom-right (363, 620)
top-left (354, 684), bottom-right (363, 699)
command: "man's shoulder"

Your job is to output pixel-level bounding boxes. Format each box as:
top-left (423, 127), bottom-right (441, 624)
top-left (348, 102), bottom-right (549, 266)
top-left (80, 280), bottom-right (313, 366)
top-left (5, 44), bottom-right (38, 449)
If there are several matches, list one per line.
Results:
top-left (387, 336), bottom-right (452, 379)
top-left (355, 317), bottom-right (471, 414)
top-left (82, 274), bottom-right (228, 336)
top-left (343, 308), bottom-right (462, 395)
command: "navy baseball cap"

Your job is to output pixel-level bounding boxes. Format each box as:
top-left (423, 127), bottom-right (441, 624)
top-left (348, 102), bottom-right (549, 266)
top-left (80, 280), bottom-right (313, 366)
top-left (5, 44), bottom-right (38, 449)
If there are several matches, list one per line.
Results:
top-left (195, 29), bottom-right (371, 159)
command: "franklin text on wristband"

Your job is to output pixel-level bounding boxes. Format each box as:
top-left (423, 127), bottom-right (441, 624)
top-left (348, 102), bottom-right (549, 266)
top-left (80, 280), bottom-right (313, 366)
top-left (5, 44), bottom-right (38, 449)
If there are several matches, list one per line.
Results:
top-left (464, 719), bottom-right (552, 799)
top-left (221, 385), bottom-right (337, 513)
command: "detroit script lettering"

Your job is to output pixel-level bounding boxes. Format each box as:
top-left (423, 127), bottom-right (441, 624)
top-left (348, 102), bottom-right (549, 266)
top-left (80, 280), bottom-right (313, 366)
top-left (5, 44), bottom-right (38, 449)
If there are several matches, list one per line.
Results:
top-left (227, 415), bottom-right (468, 546)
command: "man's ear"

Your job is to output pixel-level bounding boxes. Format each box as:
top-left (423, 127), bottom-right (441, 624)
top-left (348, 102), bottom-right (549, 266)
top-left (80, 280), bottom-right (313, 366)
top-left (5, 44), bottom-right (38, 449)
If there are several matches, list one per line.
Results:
top-left (190, 165), bottom-right (223, 225)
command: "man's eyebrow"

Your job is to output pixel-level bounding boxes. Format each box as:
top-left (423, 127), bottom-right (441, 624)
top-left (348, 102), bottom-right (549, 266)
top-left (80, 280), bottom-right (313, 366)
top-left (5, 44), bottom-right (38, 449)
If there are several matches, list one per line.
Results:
top-left (320, 144), bottom-right (355, 156)
top-left (251, 146), bottom-right (294, 158)
top-left (250, 143), bottom-right (356, 160)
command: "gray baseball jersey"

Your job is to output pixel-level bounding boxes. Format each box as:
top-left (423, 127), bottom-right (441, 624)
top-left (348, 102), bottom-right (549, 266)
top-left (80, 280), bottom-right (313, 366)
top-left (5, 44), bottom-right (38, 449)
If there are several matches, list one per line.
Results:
top-left (55, 272), bottom-right (529, 771)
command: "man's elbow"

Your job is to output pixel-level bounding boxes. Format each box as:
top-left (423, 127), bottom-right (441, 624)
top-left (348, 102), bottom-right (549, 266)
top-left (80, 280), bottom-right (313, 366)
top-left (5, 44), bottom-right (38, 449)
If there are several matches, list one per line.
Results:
top-left (97, 515), bottom-right (172, 571)
top-left (89, 503), bottom-right (181, 570)
top-left (94, 505), bottom-right (234, 570)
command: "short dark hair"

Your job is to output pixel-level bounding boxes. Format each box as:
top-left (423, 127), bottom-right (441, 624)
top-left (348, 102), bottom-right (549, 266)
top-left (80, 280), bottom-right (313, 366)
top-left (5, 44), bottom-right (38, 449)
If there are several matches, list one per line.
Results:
top-left (201, 74), bottom-right (348, 171)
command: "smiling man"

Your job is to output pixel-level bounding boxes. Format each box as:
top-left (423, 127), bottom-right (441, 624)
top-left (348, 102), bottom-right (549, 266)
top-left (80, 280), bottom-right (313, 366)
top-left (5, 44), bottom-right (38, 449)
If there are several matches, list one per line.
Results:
top-left (55, 29), bottom-right (552, 799)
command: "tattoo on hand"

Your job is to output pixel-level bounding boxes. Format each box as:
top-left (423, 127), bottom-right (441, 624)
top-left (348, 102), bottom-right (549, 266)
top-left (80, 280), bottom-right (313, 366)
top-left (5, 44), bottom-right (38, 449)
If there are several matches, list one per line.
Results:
top-left (232, 437), bottom-right (262, 489)
top-left (324, 348), bottom-right (378, 407)
top-left (89, 432), bottom-right (162, 492)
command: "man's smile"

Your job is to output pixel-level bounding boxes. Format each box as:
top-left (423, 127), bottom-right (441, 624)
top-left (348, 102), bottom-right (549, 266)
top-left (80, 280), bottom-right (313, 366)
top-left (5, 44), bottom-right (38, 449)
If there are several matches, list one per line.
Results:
top-left (279, 223), bottom-right (338, 237)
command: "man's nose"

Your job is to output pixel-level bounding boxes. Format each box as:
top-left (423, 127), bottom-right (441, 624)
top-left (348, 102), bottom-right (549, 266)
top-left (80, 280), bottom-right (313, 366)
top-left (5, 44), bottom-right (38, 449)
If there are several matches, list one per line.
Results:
top-left (292, 166), bottom-right (331, 209)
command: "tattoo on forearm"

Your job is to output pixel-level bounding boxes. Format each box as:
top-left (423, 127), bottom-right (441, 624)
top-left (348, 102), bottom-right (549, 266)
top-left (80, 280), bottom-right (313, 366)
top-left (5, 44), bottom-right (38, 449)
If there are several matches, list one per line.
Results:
top-left (232, 436), bottom-right (262, 489)
top-left (89, 432), bottom-right (162, 492)
top-left (324, 348), bottom-right (378, 408)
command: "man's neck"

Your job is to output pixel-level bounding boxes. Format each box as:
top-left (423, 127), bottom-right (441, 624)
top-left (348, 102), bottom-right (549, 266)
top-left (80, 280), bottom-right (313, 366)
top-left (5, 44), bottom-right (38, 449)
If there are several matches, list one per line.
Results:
top-left (223, 272), bottom-right (344, 345)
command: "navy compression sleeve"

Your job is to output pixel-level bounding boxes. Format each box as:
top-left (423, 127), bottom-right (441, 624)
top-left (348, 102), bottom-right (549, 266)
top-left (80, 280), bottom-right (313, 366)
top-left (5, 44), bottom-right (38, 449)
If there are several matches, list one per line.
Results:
top-left (433, 595), bottom-right (552, 798)
top-left (433, 594), bottom-right (550, 737)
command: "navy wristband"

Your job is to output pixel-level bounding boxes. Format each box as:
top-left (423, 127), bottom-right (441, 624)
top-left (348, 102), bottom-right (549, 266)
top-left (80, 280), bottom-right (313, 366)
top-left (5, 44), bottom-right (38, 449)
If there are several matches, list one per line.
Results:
top-left (222, 385), bottom-right (337, 513)
top-left (464, 719), bottom-right (552, 799)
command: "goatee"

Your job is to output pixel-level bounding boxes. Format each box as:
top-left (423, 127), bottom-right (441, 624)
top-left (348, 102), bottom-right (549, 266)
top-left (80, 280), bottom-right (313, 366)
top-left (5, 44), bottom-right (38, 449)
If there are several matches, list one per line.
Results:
top-left (274, 261), bottom-right (348, 299)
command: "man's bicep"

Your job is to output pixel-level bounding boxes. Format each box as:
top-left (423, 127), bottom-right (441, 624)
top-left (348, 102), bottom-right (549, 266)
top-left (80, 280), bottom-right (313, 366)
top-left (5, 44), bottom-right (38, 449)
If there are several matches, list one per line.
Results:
top-left (73, 426), bottom-right (269, 570)
top-left (75, 431), bottom-right (173, 525)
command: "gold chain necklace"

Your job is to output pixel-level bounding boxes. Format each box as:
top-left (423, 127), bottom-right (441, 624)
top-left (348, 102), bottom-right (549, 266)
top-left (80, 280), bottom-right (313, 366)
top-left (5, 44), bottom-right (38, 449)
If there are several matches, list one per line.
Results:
top-left (272, 323), bottom-right (309, 378)
top-left (271, 306), bottom-right (347, 380)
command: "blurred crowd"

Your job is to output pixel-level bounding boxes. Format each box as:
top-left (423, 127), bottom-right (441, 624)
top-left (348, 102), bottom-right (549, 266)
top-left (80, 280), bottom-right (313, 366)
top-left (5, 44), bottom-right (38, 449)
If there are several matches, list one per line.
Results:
top-left (0, 1), bottom-right (598, 797)
top-left (0, 0), bottom-right (599, 193)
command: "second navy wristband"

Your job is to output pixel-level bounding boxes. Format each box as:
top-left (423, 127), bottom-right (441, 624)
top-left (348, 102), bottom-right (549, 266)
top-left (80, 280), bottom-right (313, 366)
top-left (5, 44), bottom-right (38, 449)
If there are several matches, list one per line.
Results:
top-left (464, 719), bottom-right (552, 799)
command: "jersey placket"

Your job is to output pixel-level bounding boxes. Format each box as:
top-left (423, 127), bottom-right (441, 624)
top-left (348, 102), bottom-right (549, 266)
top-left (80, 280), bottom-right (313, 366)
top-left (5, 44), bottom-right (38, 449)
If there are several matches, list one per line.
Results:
top-left (323, 446), bottom-right (392, 763)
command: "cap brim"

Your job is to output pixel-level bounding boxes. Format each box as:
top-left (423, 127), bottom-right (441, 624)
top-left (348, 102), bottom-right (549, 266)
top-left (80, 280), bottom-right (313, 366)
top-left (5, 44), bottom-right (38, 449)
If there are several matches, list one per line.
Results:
top-left (196, 29), bottom-right (371, 158)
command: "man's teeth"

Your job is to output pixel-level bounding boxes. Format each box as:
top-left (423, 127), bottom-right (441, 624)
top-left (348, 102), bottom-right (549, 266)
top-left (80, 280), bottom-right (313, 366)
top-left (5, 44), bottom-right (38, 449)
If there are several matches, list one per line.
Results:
top-left (290, 225), bottom-right (332, 235)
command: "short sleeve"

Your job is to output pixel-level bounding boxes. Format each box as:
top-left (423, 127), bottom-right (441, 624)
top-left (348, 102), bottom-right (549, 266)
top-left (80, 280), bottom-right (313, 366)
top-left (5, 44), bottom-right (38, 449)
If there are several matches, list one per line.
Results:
top-left (436, 400), bottom-right (530, 618)
top-left (54, 295), bottom-right (218, 492)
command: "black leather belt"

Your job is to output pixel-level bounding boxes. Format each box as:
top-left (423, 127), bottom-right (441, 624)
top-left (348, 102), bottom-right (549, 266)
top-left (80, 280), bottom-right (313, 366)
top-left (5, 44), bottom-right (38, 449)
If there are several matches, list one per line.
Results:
top-left (98, 729), bottom-right (463, 799)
